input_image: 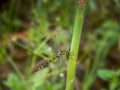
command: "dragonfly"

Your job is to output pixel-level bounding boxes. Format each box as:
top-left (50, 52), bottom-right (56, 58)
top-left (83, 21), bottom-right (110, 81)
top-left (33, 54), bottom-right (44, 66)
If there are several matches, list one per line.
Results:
top-left (38, 48), bottom-right (70, 70)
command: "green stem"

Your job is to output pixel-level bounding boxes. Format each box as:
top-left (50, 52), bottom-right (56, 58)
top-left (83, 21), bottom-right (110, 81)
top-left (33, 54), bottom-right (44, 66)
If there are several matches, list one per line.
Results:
top-left (9, 0), bottom-right (15, 18)
top-left (14, 41), bottom-right (49, 60)
top-left (30, 31), bottom-right (55, 72)
top-left (5, 53), bottom-right (24, 81)
top-left (65, 1), bottom-right (87, 90)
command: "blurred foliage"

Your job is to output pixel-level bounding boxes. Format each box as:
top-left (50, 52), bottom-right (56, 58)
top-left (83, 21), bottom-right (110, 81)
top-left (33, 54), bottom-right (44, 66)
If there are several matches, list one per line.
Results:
top-left (82, 20), bottom-right (119, 90)
top-left (4, 68), bottom-right (65, 90)
top-left (4, 73), bottom-right (27, 90)
top-left (0, 0), bottom-right (120, 90)
top-left (98, 69), bottom-right (120, 90)
top-left (31, 0), bottom-right (75, 28)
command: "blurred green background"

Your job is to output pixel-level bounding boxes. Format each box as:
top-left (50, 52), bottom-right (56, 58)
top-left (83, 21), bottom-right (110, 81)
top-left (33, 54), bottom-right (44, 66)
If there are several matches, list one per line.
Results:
top-left (0, 0), bottom-right (120, 90)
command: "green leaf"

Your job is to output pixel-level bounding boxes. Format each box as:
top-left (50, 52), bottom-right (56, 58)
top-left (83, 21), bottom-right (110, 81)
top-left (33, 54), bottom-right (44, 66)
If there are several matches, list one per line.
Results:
top-left (97, 69), bottom-right (114, 81)
top-left (3, 73), bottom-right (26, 90)
top-left (29, 69), bottom-right (49, 90)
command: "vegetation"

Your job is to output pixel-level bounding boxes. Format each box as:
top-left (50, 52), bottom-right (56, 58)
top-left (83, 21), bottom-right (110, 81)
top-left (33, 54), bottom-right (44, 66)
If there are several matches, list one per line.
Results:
top-left (0, 0), bottom-right (120, 90)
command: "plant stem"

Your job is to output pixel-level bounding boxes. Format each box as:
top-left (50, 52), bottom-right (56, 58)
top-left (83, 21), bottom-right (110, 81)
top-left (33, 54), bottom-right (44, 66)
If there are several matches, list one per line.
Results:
top-left (30, 31), bottom-right (55, 72)
top-left (65, 0), bottom-right (87, 90)
top-left (5, 53), bottom-right (24, 81)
